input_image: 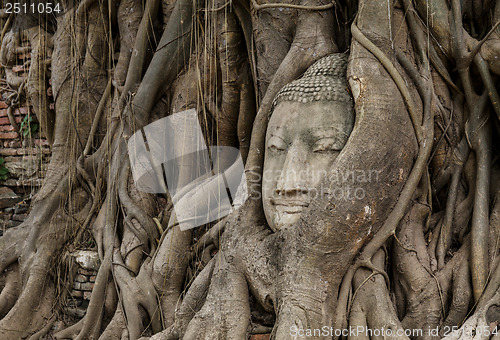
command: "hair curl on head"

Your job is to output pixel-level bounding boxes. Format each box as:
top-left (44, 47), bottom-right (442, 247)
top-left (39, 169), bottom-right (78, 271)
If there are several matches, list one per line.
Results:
top-left (270, 53), bottom-right (353, 120)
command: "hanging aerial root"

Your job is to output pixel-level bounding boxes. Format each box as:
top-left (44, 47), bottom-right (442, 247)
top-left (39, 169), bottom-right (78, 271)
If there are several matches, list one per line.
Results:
top-left (436, 137), bottom-right (469, 269)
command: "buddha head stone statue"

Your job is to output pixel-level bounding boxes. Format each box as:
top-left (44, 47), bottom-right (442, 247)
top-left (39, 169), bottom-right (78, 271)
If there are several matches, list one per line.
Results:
top-left (262, 54), bottom-right (355, 232)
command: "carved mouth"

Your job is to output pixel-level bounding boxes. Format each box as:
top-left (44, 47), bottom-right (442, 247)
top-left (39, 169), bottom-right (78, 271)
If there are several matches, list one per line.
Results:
top-left (271, 199), bottom-right (309, 213)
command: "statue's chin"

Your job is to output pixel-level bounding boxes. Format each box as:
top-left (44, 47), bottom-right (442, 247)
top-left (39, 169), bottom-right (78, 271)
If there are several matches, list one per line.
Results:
top-left (270, 209), bottom-right (303, 231)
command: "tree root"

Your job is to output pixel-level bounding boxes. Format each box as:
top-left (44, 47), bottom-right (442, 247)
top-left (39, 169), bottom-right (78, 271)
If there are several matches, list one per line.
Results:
top-left (350, 250), bottom-right (410, 340)
top-left (0, 263), bottom-right (19, 319)
top-left (442, 289), bottom-right (500, 340)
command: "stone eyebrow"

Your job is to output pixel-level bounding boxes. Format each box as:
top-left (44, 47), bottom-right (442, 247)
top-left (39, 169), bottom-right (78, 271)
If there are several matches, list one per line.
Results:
top-left (309, 126), bottom-right (349, 141)
top-left (267, 132), bottom-right (287, 145)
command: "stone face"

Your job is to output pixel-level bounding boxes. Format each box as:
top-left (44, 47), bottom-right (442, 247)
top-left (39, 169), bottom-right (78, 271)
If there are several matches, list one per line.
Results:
top-left (0, 187), bottom-right (21, 208)
top-left (73, 250), bottom-right (100, 271)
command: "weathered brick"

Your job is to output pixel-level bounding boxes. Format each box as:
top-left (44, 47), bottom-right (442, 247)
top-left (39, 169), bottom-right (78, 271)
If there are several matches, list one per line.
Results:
top-left (0, 187), bottom-right (21, 209)
top-left (0, 102), bottom-right (7, 109)
top-left (2, 179), bottom-right (18, 187)
top-left (11, 214), bottom-right (27, 222)
top-left (4, 155), bottom-right (36, 162)
top-left (0, 132), bottom-right (19, 139)
top-left (14, 204), bottom-right (28, 214)
top-left (34, 139), bottom-right (48, 146)
top-left (83, 291), bottom-right (92, 300)
top-left (78, 268), bottom-right (96, 276)
top-left (75, 274), bottom-right (88, 283)
top-left (16, 148), bottom-right (44, 155)
top-left (47, 87), bottom-right (53, 96)
top-left (70, 290), bottom-right (83, 298)
top-left (3, 140), bottom-right (22, 148)
top-left (0, 149), bottom-right (18, 156)
top-left (79, 282), bottom-right (94, 291)
top-left (0, 125), bottom-right (15, 131)
top-left (89, 276), bottom-right (96, 282)
top-left (0, 116), bottom-right (22, 125)
top-left (250, 335), bottom-right (270, 340)
top-left (0, 107), bottom-right (30, 117)
top-left (16, 107), bottom-right (29, 115)
top-left (73, 282), bottom-right (81, 290)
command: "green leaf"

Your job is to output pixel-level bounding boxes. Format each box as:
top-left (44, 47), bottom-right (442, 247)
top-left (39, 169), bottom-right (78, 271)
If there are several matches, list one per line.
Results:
top-left (0, 167), bottom-right (9, 175)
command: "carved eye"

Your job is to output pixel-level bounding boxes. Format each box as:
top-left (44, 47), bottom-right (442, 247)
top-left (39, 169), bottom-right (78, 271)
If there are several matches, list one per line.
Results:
top-left (267, 136), bottom-right (287, 153)
top-left (312, 137), bottom-right (341, 153)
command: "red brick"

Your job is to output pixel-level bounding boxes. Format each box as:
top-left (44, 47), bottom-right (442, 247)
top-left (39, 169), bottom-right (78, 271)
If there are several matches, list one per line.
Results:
top-left (89, 276), bottom-right (96, 282)
top-left (78, 268), bottom-right (96, 276)
top-left (0, 132), bottom-right (19, 139)
top-left (250, 335), bottom-right (270, 340)
top-left (0, 125), bottom-right (15, 132)
top-left (0, 107), bottom-right (30, 118)
top-left (0, 116), bottom-right (22, 125)
top-left (3, 141), bottom-right (22, 148)
top-left (0, 102), bottom-right (7, 109)
top-left (16, 107), bottom-right (30, 115)
top-left (0, 149), bottom-right (18, 156)
top-left (47, 87), bottom-right (53, 96)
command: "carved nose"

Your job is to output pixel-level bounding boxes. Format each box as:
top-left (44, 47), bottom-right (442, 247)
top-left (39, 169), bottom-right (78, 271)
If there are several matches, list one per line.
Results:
top-left (275, 144), bottom-right (310, 196)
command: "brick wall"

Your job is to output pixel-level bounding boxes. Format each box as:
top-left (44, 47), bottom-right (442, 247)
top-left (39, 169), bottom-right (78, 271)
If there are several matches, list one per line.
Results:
top-left (0, 40), bottom-right (52, 233)
top-left (65, 250), bottom-right (99, 319)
